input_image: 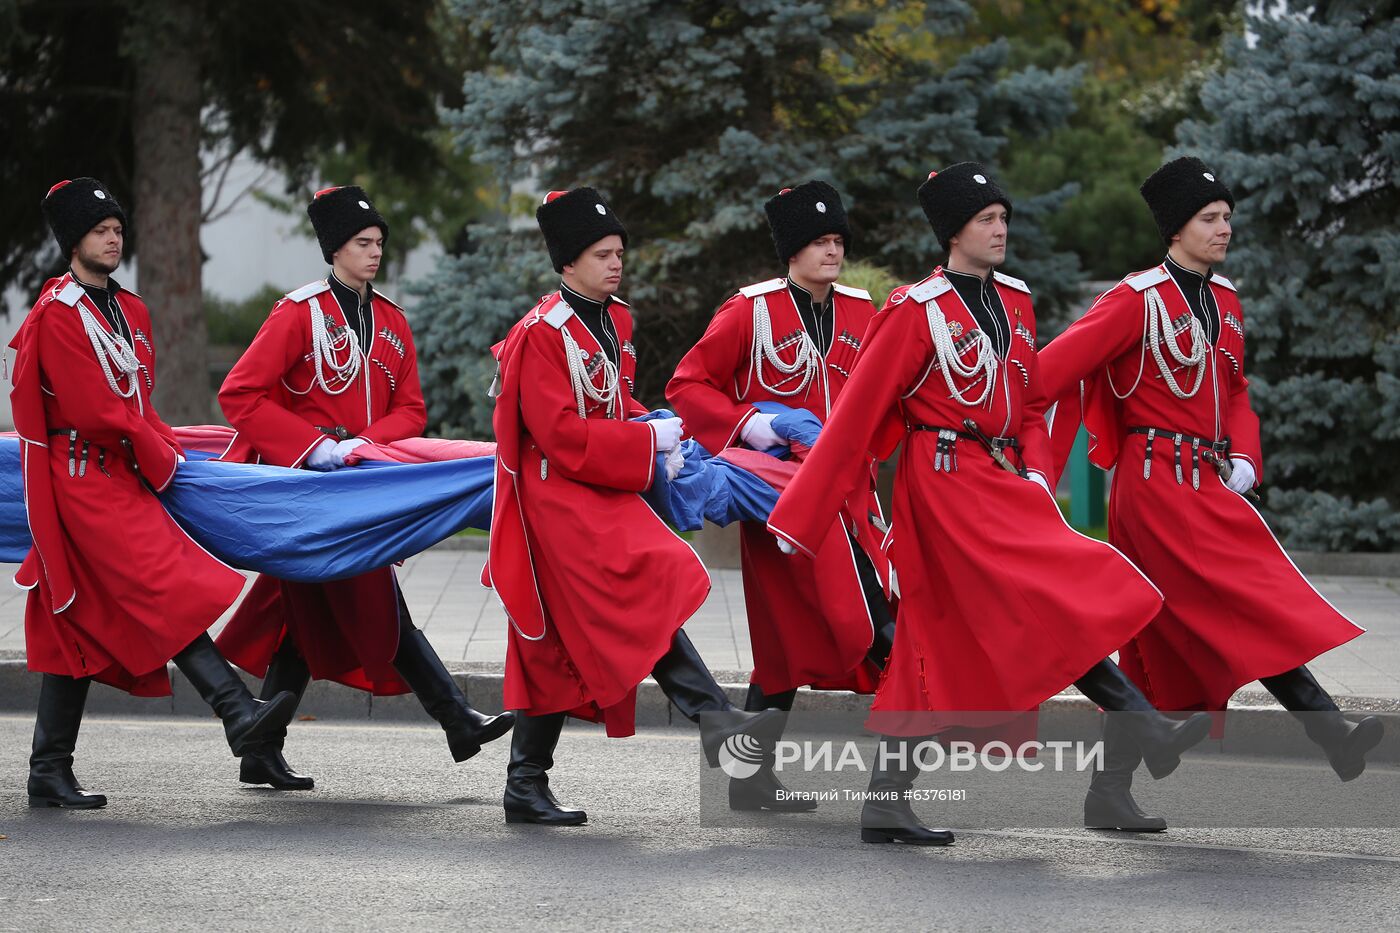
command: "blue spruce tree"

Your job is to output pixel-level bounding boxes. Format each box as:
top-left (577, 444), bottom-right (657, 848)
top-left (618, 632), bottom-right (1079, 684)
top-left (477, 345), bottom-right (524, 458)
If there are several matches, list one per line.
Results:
top-left (1178, 0), bottom-right (1400, 550)
top-left (412, 0), bottom-right (1080, 435)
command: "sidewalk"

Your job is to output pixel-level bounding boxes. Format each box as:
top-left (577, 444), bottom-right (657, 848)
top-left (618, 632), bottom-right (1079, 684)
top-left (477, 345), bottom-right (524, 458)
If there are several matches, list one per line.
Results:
top-left (2, 547), bottom-right (1397, 701)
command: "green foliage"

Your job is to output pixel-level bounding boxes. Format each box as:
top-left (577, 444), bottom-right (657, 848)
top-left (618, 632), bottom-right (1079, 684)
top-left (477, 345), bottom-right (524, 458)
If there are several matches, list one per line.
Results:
top-left (204, 285), bottom-right (285, 346)
top-left (417, 0), bottom-right (1083, 434)
top-left (0, 0), bottom-right (458, 292)
top-left (1177, 0), bottom-right (1400, 550)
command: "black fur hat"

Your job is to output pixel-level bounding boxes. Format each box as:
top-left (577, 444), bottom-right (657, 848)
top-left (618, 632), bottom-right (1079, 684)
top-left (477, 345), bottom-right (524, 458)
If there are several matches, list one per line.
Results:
top-left (1140, 156), bottom-right (1235, 244)
top-left (535, 188), bottom-right (629, 273)
top-left (763, 181), bottom-right (852, 265)
top-left (42, 177), bottom-right (127, 258)
top-left (917, 162), bottom-right (1013, 251)
top-left (307, 186), bottom-right (389, 263)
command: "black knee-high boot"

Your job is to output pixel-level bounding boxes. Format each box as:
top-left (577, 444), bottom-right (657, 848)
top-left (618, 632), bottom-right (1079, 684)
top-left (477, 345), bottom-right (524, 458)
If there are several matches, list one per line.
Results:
top-left (859, 736), bottom-right (954, 846)
top-left (503, 712), bottom-right (587, 826)
top-left (1074, 659), bottom-right (1212, 780)
top-left (850, 532), bottom-right (897, 670)
top-left (28, 674), bottom-right (106, 809)
top-left (1260, 665), bottom-right (1384, 781)
top-left (172, 633), bottom-right (300, 756)
top-left (1083, 714), bottom-right (1166, 831)
top-left (393, 622), bottom-right (516, 762)
top-left (239, 637), bottom-right (315, 790)
top-left (650, 631), bottom-right (782, 767)
top-left (728, 683), bottom-right (814, 813)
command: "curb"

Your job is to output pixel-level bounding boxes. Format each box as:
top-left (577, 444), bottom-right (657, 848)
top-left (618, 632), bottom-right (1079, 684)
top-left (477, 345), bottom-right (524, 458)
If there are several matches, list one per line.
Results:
top-left (2, 660), bottom-right (1398, 764)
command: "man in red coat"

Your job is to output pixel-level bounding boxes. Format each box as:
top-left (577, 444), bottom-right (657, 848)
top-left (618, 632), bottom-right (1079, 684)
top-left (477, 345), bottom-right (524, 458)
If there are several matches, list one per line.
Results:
top-left (667, 181), bottom-right (893, 812)
top-left (767, 163), bottom-right (1213, 846)
top-left (216, 186), bottom-right (513, 790)
top-left (486, 187), bottom-right (779, 826)
top-left (15, 178), bottom-right (298, 809)
top-left (1038, 157), bottom-right (1378, 832)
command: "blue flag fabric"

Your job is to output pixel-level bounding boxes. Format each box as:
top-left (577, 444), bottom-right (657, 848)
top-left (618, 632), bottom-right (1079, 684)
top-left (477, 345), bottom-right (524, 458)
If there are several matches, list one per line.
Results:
top-left (0, 403), bottom-right (821, 580)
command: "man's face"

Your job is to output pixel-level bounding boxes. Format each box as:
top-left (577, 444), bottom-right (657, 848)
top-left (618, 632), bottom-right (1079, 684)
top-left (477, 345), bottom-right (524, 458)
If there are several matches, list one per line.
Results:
top-left (72, 218), bottom-right (123, 276)
top-left (332, 226), bottom-right (384, 283)
top-left (949, 204), bottom-right (1008, 270)
top-left (788, 234), bottom-right (845, 287)
top-left (563, 234), bottom-right (624, 300)
top-left (1173, 200), bottom-right (1232, 267)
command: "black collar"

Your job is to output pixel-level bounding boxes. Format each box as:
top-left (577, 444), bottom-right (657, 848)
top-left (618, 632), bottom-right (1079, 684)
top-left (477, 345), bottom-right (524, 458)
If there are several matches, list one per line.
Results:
top-left (329, 270), bottom-right (373, 307)
top-left (1163, 255), bottom-right (1220, 344)
top-left (943, 266), bottom-right (1010, 358)
top-left (560, 280), bottom-right (613, 317)
top-left (786, 277), bottom-right (834, 353)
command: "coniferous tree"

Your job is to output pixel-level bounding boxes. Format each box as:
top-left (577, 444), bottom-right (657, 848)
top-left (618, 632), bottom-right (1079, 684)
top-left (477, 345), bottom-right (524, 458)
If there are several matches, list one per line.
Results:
top-left (1177, 0), bottom-right (1400, 550)
top-left (413, 0), bottom-right (1082, 435)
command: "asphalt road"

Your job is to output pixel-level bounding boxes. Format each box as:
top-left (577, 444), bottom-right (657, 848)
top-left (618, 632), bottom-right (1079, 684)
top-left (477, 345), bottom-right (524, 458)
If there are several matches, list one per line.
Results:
top-left (1, 714), bottom-right (1398, 932)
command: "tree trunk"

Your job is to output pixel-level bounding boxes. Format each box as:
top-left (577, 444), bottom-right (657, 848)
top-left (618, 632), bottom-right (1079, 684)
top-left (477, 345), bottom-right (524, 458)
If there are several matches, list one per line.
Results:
top-left (131, 0), bottom-right (209, 425)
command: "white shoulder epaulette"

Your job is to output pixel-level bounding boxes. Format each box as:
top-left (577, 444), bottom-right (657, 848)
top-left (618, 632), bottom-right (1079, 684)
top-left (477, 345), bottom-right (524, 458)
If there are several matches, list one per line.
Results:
top-left (1125, 267), bottom-right (1170, 293)
top-left (993, 271), bottom-right (1031, 294)
top-left (611, 294), bottom-right (630, 308)
top-left (1211, 274), bottom-right (1236, 292)
top-left (832, 282), bottom-right (871, 301)
top-left (55, 281), bottom-right (85, 307)
top-left (907, 275), bottom-right (952, 303)
top-left (739, 278), bottom-right (786, 299)
top-left (117, 285), bottom-right (142, 300)
top-left (374, 289), bottom-right (403, 310)
top-left (542, 296), bottom-right (574, 329)
top-left (286, 280), bottom-right (331, 302)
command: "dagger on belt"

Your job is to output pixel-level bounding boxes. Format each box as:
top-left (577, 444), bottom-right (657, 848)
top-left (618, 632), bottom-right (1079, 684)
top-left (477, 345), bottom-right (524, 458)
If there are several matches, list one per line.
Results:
top-left (962, 418), bottom-right (1027, 478)
top-left (1200, 447), bottom-right (1261, 503)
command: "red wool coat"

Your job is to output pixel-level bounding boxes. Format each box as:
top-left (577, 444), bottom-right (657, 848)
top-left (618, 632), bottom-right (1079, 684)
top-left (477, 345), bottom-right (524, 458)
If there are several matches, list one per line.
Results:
top-left (1038, 264), bottom-right (1363, 710)
top-left (11, 274), bottom-right (244, 695)
top-left (485, 291), bottom-right (710, 736)
top-left (767, 268), bottom-right (1164, 733)
top-left (215, 279), bottom-right (427, 694)
top-left (666, 279), bottom-right (886, 695)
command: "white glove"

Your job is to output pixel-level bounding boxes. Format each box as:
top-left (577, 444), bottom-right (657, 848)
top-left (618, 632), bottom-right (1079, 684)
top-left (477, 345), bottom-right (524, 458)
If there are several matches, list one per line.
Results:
top-left (1226, 456), bottom-right (1256, 494)
top-left (774, 535), bottom-right (796, 556)
top-left (1026, 472), bottom-right (1053, 498)
top-left (332, 437), bottom-right (370, 466)
top-left (664, 445), bottom-right (685, 482)
top-left (651, 417), bottom-right (684, 452)
top-left (740, 412), bottom-right (787, 451)
top-left (305, 438), bottom-right (339, 471)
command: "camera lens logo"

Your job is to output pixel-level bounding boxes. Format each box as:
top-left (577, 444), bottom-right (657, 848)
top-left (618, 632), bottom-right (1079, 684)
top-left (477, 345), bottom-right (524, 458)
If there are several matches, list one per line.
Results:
top-left (717, 733), bottom-right (765, 779)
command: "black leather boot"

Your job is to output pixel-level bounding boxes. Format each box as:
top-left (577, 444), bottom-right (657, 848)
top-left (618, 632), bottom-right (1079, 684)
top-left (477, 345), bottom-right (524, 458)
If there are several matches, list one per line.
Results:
top-left (28, 674), bottom-right (106, 809)
top-left (850, 532), bottom-right (897, 670)
top-left (650, 631), bottom-right (782, 767)
top-left (729, 684), bottom-right (814, 813)
top-left (1260, 665), bottom-right (1384, 782)
top-left (1084, 714), bottom-right (1166, 831)
top-left (1074, 659), bottom-right (1212, 780)
top-left (393, 624), bottom-right (515, 762)
top-left (859, 737), bottom-right (954, 845)
top-left (172, 633), bottom-right (299, 757)
top-left (503, 712), bottom-right (587, 825)
top-left (240, 637), bottom-right (315, 790)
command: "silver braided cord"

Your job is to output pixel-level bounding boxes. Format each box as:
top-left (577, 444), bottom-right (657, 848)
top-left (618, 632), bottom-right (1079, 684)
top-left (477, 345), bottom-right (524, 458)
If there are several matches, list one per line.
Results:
top-left (561, 325), bottom-right (620, 420)
top-left (307, 296), bottom-right (363, 396)
top-left (77, 302), bottom-right (140, 400)
top-left (1145, 286), bottom-right (1206, 399)
top-left (923, 301), bottom-right (997, 407)
top-left (752, 295), bottom-right (820, 397)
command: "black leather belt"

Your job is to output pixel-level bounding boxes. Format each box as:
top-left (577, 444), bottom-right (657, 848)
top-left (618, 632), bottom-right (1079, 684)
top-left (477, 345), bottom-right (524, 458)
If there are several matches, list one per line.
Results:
top-left (910, 423), bottom-right (1024, 475)
top-left (47, 428), bottom-right (112, 478)
top-left (1128, 426), bottom-right (1229, 489)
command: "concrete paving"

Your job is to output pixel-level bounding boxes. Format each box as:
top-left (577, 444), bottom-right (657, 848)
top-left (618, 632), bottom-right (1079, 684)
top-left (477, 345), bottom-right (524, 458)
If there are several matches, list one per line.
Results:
top-left (0, 714), bottom-right (1398, 932)
top-left (8, 549), bottom-right (1392, 700)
